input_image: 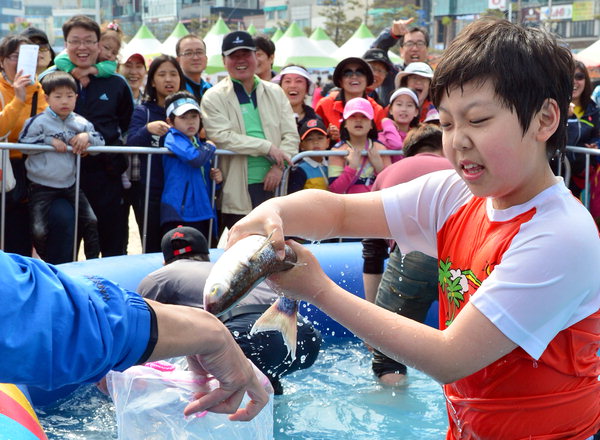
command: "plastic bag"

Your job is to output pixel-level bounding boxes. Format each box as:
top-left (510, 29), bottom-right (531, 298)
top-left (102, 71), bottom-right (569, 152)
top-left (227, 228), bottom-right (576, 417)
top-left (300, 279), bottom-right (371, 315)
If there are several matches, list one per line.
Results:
top-left (106, 359), bottom-right (274, 440)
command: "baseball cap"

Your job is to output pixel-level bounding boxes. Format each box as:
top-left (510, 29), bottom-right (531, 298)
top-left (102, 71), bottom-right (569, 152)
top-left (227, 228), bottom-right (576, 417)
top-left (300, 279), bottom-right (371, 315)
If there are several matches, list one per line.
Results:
top-left (389, 87), bottom-right (419, 107)
top-left (394, 62), bottom-right (434, 88)
top-left (299, 118), bottom-right (327, 140)
top-left (332, 57), bottom-right (374, 88)
top-left (362, 48), bottom-right (393, 72)
top-left (222, 31), bottom-right (256, 56)
top-left (125, 53), bottom-right (146, 68)
top-left (161, 226), bottom-right (209, 263)
top-left (20, 27), bottom-right (50, 45)
top-left (166, 97), bottom-right (201, 119)
top-left (343, 97), bottom-right (374, 120)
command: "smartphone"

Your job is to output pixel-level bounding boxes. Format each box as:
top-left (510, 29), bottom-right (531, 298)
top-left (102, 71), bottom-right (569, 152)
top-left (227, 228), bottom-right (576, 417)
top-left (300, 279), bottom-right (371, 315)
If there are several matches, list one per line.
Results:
top-left (16, 44), bottom-right (39, 83)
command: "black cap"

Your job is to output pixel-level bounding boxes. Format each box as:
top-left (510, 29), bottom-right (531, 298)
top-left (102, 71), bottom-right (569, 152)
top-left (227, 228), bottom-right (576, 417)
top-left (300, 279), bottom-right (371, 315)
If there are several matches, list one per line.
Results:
top-left (20, 27), bottom-right (50, 45)
top-left (222, 31), bottom-right (256, 56)
top-left (332, 57), bottom-right (374, 88)
top-left (299, 118), bottom-right (327, 140)
top-left (161, 226), bottom-right (209, 263)
top-left (362, 48), bottom-right (393, 72)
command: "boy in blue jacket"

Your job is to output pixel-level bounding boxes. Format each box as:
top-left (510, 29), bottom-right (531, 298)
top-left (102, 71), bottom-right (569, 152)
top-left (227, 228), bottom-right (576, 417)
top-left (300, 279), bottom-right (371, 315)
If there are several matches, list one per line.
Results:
top-left (161, 91), bottom-right (220, 240)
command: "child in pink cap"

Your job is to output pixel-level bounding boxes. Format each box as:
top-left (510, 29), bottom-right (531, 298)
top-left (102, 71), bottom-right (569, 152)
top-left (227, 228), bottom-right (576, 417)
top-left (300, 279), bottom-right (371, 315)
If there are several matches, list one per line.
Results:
top-left (328, 97), bottom-right (391, 193)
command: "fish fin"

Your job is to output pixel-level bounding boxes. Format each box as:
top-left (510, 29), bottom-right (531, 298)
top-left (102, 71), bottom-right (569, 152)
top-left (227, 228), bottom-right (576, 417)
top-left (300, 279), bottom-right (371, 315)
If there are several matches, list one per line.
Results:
top-left (249, 232), bottom-right (275, 262)
top-left (250, 299), bottom-right (298, 361)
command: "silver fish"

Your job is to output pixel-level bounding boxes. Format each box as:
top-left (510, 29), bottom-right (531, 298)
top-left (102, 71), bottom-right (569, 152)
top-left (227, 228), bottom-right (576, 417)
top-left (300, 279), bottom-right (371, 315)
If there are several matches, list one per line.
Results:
top-left (203, 234), bottom-right (300, 359)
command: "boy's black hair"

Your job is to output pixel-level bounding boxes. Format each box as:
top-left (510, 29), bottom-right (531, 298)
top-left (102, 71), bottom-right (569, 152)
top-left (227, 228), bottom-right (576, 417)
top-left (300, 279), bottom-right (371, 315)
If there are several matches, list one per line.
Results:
top-left (430, 18), bottom-right (573, 156)
top-left (164, 90), bottom-right (203, 130)
top-left (253, 35), bottom-right (276, 57)
top-left (402, 123), bottom-right (443, 158)
top-left (143, 55), bottom-right (186, 103)
top-left (339, 119), bottom-right (379, 142)
top-left (41, 71), bottom-right (77, 95)
top-left (62, 15), bottom-right (100, 42)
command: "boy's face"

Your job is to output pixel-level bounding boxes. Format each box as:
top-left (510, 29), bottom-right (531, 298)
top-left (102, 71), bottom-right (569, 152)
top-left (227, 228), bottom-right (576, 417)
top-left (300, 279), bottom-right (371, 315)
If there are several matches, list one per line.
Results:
top-left (47, 86), bottom-right (77, 120)
top-left (300, 131), bottom-right (328, 152)
top-left (172, 110), bottom-right (201, 137)
top-left (438, 80), bottom-right (554, 210)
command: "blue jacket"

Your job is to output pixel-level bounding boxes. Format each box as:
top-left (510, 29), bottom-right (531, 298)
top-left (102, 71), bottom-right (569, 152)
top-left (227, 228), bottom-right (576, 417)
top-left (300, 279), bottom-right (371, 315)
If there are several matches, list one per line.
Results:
top-left (184, 76), bottom-right (212, 103)
top-left (127, 101), bottom-right (166, 196)
top-left (161, 128), bottom-right (216, 224)
top-left (567, 101), bottom-right (600, 174)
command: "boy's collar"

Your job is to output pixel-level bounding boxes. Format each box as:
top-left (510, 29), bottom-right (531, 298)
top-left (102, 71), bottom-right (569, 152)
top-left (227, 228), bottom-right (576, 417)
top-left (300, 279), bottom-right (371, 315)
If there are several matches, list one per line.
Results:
top-left (47, 107), bottom-right (72, 121)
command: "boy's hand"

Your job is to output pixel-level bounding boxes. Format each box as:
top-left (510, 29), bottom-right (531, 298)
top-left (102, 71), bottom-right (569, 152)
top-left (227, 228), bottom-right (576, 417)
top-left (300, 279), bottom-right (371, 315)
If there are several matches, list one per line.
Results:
top-left (268, 145), bottom-right (291, 168)
top-left (147, 120), bottom-right (170, 136)
top-left (13, 70), bottom-right (32, 103)
top-left (69, 133), bottom-right (90, 155)
top-left (264, 165), bottom-right (283, 192)
top-left (51, 137), bottom-right (68, 153)
top-left (391, 17), bottom-right (415, 37)
top-left (210, 167), bottom-right (223, 183)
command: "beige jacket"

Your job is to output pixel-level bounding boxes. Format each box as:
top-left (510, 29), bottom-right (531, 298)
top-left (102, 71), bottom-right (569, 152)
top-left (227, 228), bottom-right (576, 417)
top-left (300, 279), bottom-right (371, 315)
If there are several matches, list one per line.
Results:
top-left (201, 76), bottom-right (299, 215)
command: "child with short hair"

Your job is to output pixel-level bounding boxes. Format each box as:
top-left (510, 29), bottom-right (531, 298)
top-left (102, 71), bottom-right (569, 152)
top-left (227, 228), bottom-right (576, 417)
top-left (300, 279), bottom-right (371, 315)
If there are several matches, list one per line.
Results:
top-left (328, 98), bottom-right (391, 194)
top-left (19, 71), bottom-right (104, 260)
top-left (54, 22), bottom-right (122, 88)
top-left (161, 91), bottom-right (218, 240)
top-left (228, 18), bottom-right (600, 438)
top-left (288, 118), bottom-right (329, 193)
top-left (377, 87), bottom-right (420, 163)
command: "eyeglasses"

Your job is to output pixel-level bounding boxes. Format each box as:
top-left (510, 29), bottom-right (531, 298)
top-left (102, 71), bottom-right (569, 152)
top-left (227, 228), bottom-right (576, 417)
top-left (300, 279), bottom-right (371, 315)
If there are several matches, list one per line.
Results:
top-left (38, 45), bottom-right (50, 53)
top-left (6, 53), bottom-right (19, 62)
top-left (66, 39), bottom-right (97, 47)
top-left (342, 69), bottom-right (366, 78)
top-left (574, 72), bottom-right (586, 81)
top-left (180, 50), bottom-right (205, 58)
top-left (403, 41), bottom-right (427, 49)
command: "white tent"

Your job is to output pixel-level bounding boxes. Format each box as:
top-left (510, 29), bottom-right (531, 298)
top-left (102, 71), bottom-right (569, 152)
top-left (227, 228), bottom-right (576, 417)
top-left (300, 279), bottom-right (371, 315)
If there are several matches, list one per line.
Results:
top-left (333, 23), bottom-right (402, 65)
top-left (204, 17), bottom-right (231, 74)
top-left (309, 27), bottom-right (339, 56)
top-left (575, 39), bottom-right (600, 67)
top-left (274, 22), bottom-right (339, 69)
top-left (121, 24), bottom-right (162, 63)
top-left (159, 22), bottom-right (189, 57)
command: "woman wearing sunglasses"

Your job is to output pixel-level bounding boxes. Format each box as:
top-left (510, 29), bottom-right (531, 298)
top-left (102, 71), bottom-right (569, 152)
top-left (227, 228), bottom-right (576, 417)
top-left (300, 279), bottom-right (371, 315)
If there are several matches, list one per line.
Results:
top-left (565, 61), bottom-right (599, 201)
top-left (315, 57), bottom-right (386, 143)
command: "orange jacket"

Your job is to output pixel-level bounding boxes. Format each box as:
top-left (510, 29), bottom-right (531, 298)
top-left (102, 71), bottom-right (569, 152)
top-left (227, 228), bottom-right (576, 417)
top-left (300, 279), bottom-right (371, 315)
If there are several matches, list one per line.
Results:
top-left (0, 74), bottom-right (47, 158)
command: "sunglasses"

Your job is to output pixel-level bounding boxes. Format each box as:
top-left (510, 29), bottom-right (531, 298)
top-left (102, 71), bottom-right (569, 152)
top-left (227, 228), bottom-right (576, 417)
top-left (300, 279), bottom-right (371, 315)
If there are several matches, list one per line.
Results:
top-left (342, 69), bottom-right (367, 78)
top-left (574, 72), bottom-right (586, 81)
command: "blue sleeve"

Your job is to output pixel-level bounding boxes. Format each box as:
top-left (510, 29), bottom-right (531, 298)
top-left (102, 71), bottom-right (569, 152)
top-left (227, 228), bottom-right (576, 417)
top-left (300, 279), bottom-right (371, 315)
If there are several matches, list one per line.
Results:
top-left (165, 131), bottom-right (215, 168)
top-left (0, 252), bottom-right (151, 390)
top-left (371, 27), bottom-right (400, 52)
top-left (126, 105), bottom-right (154, 147)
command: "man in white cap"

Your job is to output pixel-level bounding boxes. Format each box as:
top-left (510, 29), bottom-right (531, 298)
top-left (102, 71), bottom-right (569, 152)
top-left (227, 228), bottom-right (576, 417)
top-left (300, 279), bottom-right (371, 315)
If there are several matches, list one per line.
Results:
top-left (201, 31), bottom-right (299, 232)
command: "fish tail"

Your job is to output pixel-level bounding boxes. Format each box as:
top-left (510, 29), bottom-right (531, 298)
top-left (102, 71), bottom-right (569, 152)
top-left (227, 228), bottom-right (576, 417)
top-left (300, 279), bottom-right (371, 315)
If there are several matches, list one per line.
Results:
top-left (251, 298), bottom-right (298, 361)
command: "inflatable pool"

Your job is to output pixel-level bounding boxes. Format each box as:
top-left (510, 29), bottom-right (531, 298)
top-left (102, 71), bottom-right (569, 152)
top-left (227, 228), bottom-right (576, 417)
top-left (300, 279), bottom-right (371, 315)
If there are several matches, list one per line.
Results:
top-left (6, 242), bottom-right (438, 437)
top-left (0, 384), bottom-right (47, 440)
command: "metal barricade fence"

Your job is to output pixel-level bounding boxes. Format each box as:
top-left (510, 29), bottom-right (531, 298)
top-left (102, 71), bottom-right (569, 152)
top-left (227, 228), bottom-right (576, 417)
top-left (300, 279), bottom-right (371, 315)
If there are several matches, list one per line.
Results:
top-left (0, 143), bottom-right (598, 260)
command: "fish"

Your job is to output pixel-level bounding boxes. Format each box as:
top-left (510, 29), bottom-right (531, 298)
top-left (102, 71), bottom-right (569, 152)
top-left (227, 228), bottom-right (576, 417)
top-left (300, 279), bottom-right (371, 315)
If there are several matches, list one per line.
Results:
top-left (203, 233), bottom-right (301, 359)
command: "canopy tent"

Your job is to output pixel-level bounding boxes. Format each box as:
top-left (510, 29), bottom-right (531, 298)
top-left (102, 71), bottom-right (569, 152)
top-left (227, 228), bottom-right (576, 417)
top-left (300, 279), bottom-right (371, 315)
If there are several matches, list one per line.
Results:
top-left (271, 28), bottom-right (284, 42)
top-left (121, 24), bottom-right (162, 63)
top-left (159, 22), bottom-right (189, 57)
top-left (333, 22), bottom-right (402, 65)
top-left (246, 23), bottom-right (257, 35)
top-left (274, 22), bottom-right (339, 69)
top-left (309, 27), bottom-right (339, 55)
top-left (204, 17), bottom-right (231, 74)
top-left (575, 39), bottom-right (600, 67)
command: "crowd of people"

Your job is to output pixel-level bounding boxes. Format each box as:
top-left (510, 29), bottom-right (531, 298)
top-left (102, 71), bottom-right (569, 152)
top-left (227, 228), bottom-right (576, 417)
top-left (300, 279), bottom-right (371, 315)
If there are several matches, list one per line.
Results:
top-left (0, 13), bottom-right (599, 439)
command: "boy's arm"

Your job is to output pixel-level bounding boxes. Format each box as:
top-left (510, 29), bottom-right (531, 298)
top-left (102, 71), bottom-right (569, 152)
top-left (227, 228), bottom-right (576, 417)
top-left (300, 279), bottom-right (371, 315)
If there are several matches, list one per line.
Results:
top-left (53, 52), bottom-right (76, 73)
top-left (84, 120), bottom-right (105, 146)
top-left (164, 131), bottom-right (215, 167)
top-left (18, 116), bottom-right (50, 154)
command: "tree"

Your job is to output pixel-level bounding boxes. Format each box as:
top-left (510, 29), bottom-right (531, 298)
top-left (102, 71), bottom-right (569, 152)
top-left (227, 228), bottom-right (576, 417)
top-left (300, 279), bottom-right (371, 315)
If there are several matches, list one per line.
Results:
top-left (368, 0), bottom-right (419, 36)
top-left (187, 14), bottom-right (222, 37)
top-left (321, 0), bottom-right (365, 46)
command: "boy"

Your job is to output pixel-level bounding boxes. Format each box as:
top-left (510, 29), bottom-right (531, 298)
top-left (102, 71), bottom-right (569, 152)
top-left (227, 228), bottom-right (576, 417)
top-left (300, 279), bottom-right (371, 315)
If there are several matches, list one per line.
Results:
top-left (19, 71), bottom-right (103, 261)
top-left (287, 118), bottom-right (329, 193)
top-left (227, 18), bottom-right (600, 439)
top-left (161, 91), bottom-right (217, 240)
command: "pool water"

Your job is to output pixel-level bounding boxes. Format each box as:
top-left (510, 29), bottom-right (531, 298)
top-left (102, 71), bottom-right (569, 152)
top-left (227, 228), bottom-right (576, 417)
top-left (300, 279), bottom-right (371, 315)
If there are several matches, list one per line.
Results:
top-left (38, 340), bottom-right (447, 439)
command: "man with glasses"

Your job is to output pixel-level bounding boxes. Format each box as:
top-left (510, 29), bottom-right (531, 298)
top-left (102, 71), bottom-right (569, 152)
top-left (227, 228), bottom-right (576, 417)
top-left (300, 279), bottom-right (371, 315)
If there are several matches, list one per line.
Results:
top-left (176, 35), bottom-right (212, 103)
top-left (371, 18), bottom-right (431, 109)
top-left (39, 15), bottom-right (133, 257)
